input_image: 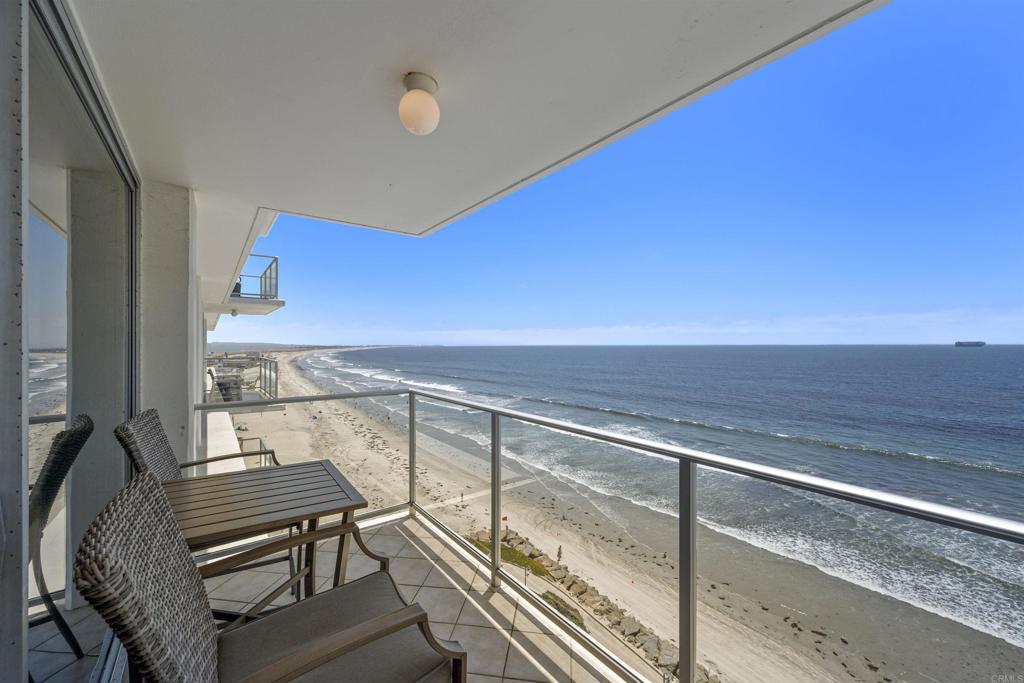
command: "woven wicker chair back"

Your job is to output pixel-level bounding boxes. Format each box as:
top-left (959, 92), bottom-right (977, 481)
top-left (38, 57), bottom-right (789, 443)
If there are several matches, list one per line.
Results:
top-left (74, 471), bottom-right (218, 683)
top-left (29, 414), bottom-right (94, 557)
top-left (114, 409), bottom-right (182, 482)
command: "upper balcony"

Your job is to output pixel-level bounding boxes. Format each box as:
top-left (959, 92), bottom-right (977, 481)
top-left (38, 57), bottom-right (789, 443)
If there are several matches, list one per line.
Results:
top-left (225, 254), bottom-right (284, 316)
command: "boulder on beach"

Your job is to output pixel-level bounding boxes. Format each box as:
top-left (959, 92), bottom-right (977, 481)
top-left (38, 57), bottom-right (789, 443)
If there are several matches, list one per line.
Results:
top-left (657, 642), bottom-right (679, 669)
top-left (639, 634), bottom-right (659, 659)
top-left (619, 616), bottom-right (641, 637)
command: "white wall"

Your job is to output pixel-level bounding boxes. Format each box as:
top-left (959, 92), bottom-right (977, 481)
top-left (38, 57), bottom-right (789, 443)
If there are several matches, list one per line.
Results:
top-left (28, 162), bottom-right (68, 235)
top-left (1, 1), bottom-right (28, 670)
top-left (139, 179), bottom-right (194, 460)
top-left (65, 169), bottom-right (129, 608)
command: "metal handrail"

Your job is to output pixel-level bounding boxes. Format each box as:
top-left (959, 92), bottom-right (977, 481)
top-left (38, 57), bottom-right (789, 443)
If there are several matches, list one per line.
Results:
top-left (193, 388), bottom-right (1024, 545)
top-left (194, 389), bottom-right (406, 411)
top-left (412, 391), bottom-right (1024, 544)
top-left (29, 413), bottom-right (66, 425)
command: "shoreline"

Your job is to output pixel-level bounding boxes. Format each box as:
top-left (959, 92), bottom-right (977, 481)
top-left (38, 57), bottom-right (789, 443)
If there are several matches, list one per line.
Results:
top-left (258, 349), bottom-right (1022, 683)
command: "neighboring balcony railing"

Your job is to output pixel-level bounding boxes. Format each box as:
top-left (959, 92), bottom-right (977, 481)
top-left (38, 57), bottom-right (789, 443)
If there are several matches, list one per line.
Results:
top-left (194, 389), bottom-right (1024, 683)
top-left (205, 353), bottom-right (278, 402)
top-left (231, 254), bottom-right (279, 300)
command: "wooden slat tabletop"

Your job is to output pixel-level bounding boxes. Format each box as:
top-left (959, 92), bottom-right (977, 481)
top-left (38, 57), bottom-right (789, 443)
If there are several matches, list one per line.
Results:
top-left (163, 460), bottom-right (366, 550)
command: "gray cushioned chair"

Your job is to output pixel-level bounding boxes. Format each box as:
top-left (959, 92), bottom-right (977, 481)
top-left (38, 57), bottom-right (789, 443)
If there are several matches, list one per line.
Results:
top-left (74, 471), bottom-right (467, 683)
top-left (29, 414), bottom-right (94, 659)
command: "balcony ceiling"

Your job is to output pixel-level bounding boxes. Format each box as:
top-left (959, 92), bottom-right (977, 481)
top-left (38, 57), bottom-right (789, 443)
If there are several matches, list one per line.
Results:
top-left (67, 0), bottom-right (882, 306)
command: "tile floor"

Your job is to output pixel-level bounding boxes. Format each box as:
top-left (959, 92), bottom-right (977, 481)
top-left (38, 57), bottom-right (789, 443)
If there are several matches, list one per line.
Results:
top-left (29, 516), bottom-right (626, 682)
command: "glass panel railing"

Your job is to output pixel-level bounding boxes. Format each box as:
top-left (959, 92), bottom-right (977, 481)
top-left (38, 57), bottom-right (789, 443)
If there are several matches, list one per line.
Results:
top-left (411, 395), bottom-right (491, 545)
top-left (204, 353), bottom-right (279, 402)
top-left (499, 415), bottom-right (680, 682)
top-left (695, 469), bottom-right (1024, 683)
top-left (191, 384), bottom-right (1024, 683)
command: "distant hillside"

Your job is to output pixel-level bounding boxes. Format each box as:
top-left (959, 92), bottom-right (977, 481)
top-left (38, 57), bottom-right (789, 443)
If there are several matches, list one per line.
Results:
top-left (207, 342), bottom-right (336, 353)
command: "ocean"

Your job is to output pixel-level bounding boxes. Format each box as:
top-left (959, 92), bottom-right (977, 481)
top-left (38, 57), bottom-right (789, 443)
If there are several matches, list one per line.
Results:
top-left (296, 345), bottom-right (1024, 647)
top-left (28, 352), bottom-right (67, 416)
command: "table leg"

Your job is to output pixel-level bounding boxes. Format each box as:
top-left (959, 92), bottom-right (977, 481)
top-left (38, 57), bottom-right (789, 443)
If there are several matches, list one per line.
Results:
top-left (304, 518), bottom-right (319, 598)
top-left (333, 510), bottom-right (354, 588)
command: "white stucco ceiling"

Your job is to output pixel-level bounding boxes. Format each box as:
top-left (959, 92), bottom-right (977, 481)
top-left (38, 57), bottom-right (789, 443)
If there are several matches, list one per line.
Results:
top-left (67, 0), bottom-right (883, 306)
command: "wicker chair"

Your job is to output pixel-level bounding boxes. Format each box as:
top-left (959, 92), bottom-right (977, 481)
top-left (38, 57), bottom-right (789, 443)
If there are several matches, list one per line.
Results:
top-left (114, 408), bottom-right (301, 596)
top-left (74, 472), bottom-right (467, 683)
top-left (114, 408), bottom-right (279, 481)
top-left (29, 414), bottom-right (94, 659)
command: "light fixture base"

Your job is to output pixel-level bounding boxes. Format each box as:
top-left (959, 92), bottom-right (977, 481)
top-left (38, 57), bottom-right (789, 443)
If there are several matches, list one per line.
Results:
top-left (404, 72), bottom-right (438, 94)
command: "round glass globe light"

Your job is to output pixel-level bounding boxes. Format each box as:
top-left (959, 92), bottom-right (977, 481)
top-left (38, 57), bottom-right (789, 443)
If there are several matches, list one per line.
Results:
top-left (399, 88), bottom-right (440, 135)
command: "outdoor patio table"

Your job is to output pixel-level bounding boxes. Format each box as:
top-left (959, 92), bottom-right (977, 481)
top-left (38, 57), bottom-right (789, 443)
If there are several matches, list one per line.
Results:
top-left (162, 460), bottom-right (367, 598)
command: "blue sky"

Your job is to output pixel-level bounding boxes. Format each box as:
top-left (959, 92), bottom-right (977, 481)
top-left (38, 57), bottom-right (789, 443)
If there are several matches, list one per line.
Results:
top-left (213, 0), bottom-right (1023, 346)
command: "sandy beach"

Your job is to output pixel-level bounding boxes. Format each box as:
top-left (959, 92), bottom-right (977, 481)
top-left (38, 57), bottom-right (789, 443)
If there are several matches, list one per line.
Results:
top-left (232, 349), bottom-right (1023, 683)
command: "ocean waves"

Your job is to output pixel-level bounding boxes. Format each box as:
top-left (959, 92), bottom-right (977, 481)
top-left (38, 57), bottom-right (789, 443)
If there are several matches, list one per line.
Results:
top-left (518, 395), bottom-right (1024, 478)
top-left (305, 345), bottom-right (1024, 646)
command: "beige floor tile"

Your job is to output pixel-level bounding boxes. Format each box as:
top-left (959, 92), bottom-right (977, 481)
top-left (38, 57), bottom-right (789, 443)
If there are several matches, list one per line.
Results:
top-left (34, 612), bottom-right (107, 656)
top-left (28, 619), bottom-right (61, 650)
top-left (459, 588), bottom-right (518, 630)
top-left (28, 649), bottom-right (78, 681)
top-left (398, 536), bottom-right (447, 559)
top-left (37, 654), bottom-right (99, 683)
top-left (209, 598), bottom-right (249, 615)
top-left (368, 521), bottom-right (406, 536)
top-left (410, 586), bottom-right (468, 624)
top-left (203, 573), bottom-right (236, 593)
top-left (210, 570), bottom-right (284, 604)
top-left (343, 553), bottom-right (383, 583)
top-left (423, 558), bottom-right (479, 589)
top-left (504, 631), bottom-right (571, 683)
top-left (313, 551), bottom-right (339, 578)
top-left (398, 518), bottom-right (439, 539)
top-left (512, 604), bottom-right (557, 635)
top-left (360, 533), bottom-right (408, 557)
top-left (450, 624), bottom-right (511, 678)
top-left (465, 675), bottom-right (502, 683)
top-left (428, 621), bottom-right (457, 640)
top-left (569, 646), bottom-right (616, 683)
top-left (389, 556), bottom-right (435, 586)
top-left (27, 604), bottom-right (101, 650)
top-left (398, 583), bottom-right (419, 602)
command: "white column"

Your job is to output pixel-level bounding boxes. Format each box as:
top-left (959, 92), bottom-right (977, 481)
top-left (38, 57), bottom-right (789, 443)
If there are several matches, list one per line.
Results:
top-left (139, 180), bottom-right (195, 461)
top-left (65, 169), bottom-right (129, 608)
top-left (1, 0), bottom-right (28, 674)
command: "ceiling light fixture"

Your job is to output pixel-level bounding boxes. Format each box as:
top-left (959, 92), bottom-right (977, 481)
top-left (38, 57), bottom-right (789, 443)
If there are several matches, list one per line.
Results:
top-left (399, 72), bottom-right (440, 136)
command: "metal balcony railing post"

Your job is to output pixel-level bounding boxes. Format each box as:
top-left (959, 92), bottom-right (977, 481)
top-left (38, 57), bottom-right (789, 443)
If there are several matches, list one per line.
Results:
top-left (490, 412), bottom-right (502, 588)
top-left (680, 461), bottom-right (696, 683)
top-left (409, 392), bottom-right (417, 516)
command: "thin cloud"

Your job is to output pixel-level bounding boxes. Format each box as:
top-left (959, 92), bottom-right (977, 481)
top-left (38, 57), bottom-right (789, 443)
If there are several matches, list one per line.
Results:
top-left (211, 308), bottom-right (1023, 346)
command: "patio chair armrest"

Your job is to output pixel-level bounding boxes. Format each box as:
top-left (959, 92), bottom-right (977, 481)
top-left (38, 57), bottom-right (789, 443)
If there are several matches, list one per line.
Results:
top-left (235, 448), bottom-right (280, 466)
top-left (179, 449), bottom-right (278, 469)
top-left (234, 604), bottom-right (467, 683)
top-left (200, 522), bottom-right (386, 578)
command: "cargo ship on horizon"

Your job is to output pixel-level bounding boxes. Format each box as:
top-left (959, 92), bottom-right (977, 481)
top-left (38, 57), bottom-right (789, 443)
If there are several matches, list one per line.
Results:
top-left (955, 341), bottom-right (986, 347)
